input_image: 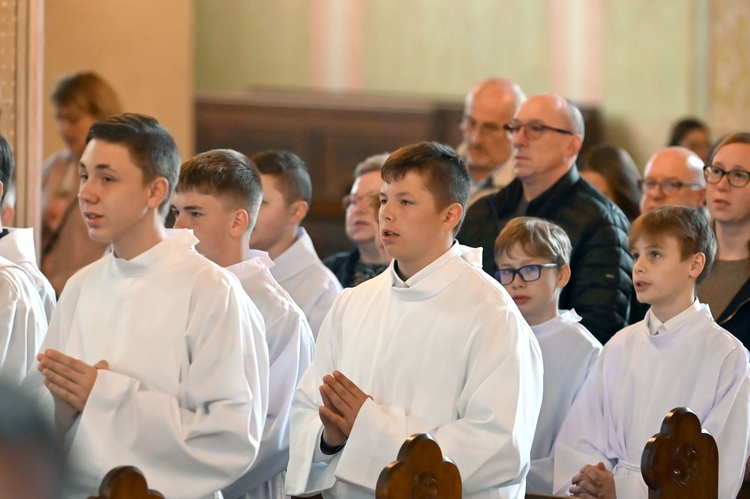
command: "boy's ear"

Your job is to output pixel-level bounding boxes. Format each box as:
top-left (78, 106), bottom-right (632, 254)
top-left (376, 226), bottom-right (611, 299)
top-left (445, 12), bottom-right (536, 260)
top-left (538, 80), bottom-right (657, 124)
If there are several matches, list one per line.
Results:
top-left (289, 200), bottom-right (309, 225)
top-left (557, 263), bottom-right (572, 288)
top-left (441, 202), bottom-right (464, 233)
top-left (689, 252), bottom-right (706, 278)
top-left (147, 177), bottom-right (169, 210)
top-left (229, 209), bottom-right (249, 237)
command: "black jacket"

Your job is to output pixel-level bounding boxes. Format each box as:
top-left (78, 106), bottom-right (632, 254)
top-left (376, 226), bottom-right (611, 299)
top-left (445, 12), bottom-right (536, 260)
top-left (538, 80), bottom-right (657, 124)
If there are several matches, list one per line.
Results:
top-left (457, 167), bottom-right (633, 344)
top-left (323, 248), bottom-right (359, 288)
top-left (717, 277), bottom-right (750, 347)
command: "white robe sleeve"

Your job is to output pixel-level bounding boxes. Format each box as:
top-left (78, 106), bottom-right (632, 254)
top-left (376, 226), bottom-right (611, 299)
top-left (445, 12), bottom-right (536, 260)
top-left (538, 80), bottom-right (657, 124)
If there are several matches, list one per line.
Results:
top-left (222, 308), bottom-right (314, 498)
top-left (287, 295), bottom-right (543, 497)
top-left (29, 269), bottom-right (270, 499)
top-left (0, 270), bottom-right (46, 384)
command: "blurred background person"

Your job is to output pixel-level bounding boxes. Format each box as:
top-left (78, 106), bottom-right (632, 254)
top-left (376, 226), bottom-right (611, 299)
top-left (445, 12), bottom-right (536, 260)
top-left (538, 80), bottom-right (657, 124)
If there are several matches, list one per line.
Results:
top-left (41, 72), bottom-right (122, 296)
top-left (324, 153), bottom-right (390, 287)
top-left (0, 379), bottom-right (65, 499)
top-left (668, 117), bottom-right (712, 163)
top-left (698, 132), bottom-right (750, 346)
top-left (579, 143), bottom-right (641, 222)
top-left (639, 146), bottom-right (705, 215)
top-left (458, 77), bottom-right (526, 207)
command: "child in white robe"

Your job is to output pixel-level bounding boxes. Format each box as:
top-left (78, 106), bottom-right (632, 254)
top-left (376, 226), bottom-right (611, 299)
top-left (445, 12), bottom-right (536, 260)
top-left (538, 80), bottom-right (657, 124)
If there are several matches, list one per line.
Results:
top-left (249, 150), bottom-right (342, 337)
top-left (286, 142), bottom-right (544, 498)
top-left (0, 134), bottom-right (56, 320)
top-left (494, 217), bottom-right (602, 493)
top-left (0, 136), bottom-right (49, 382)
top-left (172, 148), bottom-right (315, 499)
top-left (25, 114), bottom-right (270, 499)
top-left (553, 205), bottom-right (750, 498)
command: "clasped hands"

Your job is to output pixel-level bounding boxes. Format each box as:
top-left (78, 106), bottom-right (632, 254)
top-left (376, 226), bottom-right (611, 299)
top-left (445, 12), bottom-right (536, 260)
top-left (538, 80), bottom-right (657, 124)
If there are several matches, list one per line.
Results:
top-left (37, 349), bottom-right (109, 429)
top-left (569, 461), bottom-right (616, 499)
top-left (318, 370), bottom-right (371, 448)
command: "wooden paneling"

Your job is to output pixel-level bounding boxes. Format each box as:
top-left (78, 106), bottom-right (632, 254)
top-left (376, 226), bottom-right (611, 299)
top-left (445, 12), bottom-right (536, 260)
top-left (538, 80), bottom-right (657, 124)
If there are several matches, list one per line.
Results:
top-left (195, 89), bottom-right (601, 259)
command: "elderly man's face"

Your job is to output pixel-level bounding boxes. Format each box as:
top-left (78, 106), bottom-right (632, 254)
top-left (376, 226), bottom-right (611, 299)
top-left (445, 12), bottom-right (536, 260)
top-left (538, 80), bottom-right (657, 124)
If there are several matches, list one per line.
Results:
top-left (510, 96), bottom-right (578, 186)
top-left (639, 150), bottom-right (706, 214)
top-left (461, 90), bottom-right (515, 177)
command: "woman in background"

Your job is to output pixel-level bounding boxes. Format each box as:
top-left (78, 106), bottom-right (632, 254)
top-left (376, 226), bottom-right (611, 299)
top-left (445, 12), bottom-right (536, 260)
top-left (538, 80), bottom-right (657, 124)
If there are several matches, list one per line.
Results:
top-left (41, 72), bottom-right (122, 296)
top-left (579, 143), bottom-right (642, 221)
top-left (698, 132), bottom-right (750, 346)
top-left (668, 117), bottom-right (712, 163)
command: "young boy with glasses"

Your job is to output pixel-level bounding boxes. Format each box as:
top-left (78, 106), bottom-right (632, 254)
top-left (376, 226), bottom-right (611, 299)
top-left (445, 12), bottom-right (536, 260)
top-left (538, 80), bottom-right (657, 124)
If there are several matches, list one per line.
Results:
top-left (553, 205), bottom-right (750, 498)
top-left (494, 216), bottom-right (602, 494)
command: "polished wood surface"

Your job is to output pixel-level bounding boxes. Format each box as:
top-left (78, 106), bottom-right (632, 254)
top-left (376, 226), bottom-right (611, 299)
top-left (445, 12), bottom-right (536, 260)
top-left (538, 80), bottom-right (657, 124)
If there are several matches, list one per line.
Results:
top-left (376, 433), bottom-right (461, 499)
top-left (641, 407), bottom-right (718, 499)
top-left (87, 465), bottom-right (164, 499)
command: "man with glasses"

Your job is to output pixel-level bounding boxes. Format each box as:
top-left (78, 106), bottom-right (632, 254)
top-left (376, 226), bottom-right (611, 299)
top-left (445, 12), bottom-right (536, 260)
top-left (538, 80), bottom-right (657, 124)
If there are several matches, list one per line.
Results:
top-left (639, 147), bottom-right (706, 214)
top-left (458, 94), bottom-right (633, 344)
top-left (458, 77), bottom-right (526, 207)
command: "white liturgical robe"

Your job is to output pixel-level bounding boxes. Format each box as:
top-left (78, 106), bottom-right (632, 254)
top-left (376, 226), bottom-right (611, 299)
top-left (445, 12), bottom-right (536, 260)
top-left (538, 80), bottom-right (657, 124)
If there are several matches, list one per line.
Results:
top-left (223, 250), bottom-right (315, 499)
top-left (286, 243), bottom-right (544, 498)
top-left (527, 309), bottom-right (602, 493)
top-left (269, 227), bottom-right (342, 337)
top-left (0, 227), bottom-right (56, 321)
top-left (0, 255), bottom-right (47, 383)
top-left (25, 230), bottom-right (270, 499)
top-left (553, 302), bottom-right (750, 498)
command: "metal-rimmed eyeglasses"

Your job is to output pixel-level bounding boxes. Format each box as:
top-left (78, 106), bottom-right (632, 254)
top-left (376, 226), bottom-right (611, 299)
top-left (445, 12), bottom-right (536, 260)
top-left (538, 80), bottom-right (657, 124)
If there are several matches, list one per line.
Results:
top-left (638, 178), bottom-right (703, 195)
top-left (502, 120), bottom-right (574, 141)
top-left (703, 165), bottom-right (750, 188)
top-left (494, 263), bottom-right (559, 286)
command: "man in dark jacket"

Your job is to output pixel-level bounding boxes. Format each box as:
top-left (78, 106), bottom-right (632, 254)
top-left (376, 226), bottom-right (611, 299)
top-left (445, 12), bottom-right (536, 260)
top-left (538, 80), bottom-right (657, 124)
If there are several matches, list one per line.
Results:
top-left (458, 94), bottom-right (633, 344)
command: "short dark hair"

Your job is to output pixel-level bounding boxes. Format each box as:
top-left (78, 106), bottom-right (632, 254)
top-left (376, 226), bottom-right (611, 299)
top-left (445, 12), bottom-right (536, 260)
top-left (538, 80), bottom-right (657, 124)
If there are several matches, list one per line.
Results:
top-left (177, 149), bottom-right (263, 229)
top-left (52, 71), bottom-right (122, 119)
top-left (87, 113), bottom-right (180, 216)
top-left (251, 150), bottom-right (312, 206)
top-left (381, 142), bottom-right (470, 234)
top-left (494, 217), bottom-right (572, 267)
top-left (0, 134), bottom-right (14, 206)
top-left (668, 118), bottom-right (709, 147)
top-left (629, 205), bottom-right (716, 285)
top-left (579, 143), bottom-right (641, 221)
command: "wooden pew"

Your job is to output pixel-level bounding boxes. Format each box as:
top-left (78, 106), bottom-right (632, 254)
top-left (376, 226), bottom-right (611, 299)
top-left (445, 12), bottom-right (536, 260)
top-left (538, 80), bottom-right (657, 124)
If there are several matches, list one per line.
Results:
top-left (87, 465), bottom-right (164, 499)
top-left (376, 433), bottom-right (461, 499)
top-left (642, 407), bottom-right (718, 499)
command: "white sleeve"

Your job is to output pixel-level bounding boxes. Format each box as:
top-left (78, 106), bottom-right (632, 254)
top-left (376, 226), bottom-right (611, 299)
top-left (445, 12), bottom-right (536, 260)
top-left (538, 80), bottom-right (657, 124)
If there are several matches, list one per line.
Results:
top-left (68, 279), bottom-right (269, 498)
top-left (287, 299), bottom-right (543, 496)
top-left (553, 359), bottom-right (616, 495)
top-left (0, 272), bottom-right (46, 384)
top-left (223, 309), bottom-right (314, 497)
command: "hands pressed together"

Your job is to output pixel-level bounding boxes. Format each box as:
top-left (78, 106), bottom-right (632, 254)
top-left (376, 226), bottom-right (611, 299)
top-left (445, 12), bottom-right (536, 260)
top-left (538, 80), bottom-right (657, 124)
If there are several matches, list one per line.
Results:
top-left (37, 349), bottom-right (109, 431)
top-left (318, 370), bottom-right (371, 448)
top-left (569, 461), bottom-right (616, 499)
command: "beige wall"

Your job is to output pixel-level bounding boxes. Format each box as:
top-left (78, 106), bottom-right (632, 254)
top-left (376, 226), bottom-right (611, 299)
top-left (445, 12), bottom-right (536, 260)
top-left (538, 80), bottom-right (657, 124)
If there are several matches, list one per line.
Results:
top-left (195, 0), bottom-right (750, 168)
top-left (44, 0), bottom-right (194, 163)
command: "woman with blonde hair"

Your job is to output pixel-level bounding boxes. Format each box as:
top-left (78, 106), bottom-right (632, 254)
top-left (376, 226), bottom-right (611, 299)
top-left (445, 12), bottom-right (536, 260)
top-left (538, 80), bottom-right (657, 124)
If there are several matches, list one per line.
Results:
top-left (42, 72), bottom-right (122, 295)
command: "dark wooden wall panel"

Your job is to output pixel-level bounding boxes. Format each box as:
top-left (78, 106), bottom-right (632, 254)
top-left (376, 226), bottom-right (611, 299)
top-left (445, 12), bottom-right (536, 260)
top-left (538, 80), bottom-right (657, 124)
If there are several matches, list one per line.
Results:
top-left (195, 90), bottom-right (601, 259)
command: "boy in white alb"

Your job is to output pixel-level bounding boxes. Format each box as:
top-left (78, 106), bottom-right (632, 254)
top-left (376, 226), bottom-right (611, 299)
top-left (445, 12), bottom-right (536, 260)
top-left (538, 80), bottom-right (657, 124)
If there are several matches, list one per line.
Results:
top-left (494, 217), bottom-right (602, 493)
top-left (24, 114), bottom-right (270, 499)
top-left (0, 135), bottom-right (48, 382)
top-left (0, 134), bottom-right (56, 320)
top-left (249, 150), bottom-right (342, 337)
top-left (286, 142), bottom-right (544, 498)
top-left (554, 205), bottom-right (750, 498)
top-left (172, 148), bottom-right (315, 499)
